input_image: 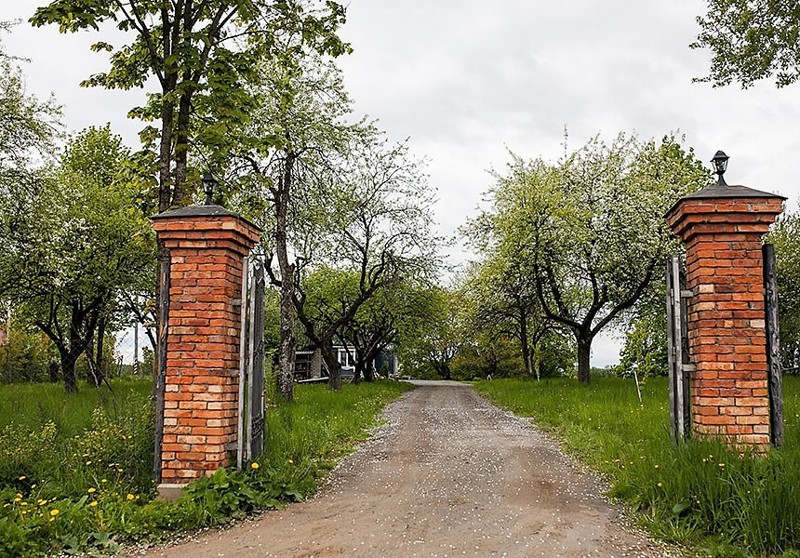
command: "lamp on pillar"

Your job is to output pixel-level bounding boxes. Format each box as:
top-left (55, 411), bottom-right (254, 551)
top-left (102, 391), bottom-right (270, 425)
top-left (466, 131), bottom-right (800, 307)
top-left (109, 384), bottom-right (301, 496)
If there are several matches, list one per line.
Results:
top-left (711, 150), bottom-right (729, 186)
top-left (202, 172), bottom-right (217, 205)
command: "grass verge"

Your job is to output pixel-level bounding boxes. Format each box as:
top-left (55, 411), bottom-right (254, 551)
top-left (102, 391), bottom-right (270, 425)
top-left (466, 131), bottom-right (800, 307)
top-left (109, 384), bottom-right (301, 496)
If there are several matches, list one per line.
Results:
top-left (475, 376), bottom-right (800, 558)
top-left (0, 378), bottom-right (413, 557)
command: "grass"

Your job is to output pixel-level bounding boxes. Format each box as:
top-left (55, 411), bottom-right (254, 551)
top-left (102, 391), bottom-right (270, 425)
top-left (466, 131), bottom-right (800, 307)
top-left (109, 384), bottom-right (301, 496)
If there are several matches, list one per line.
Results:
top-left (0, 377), bottom-right (413, 557)
top-left (0, 378), bottom-right (152, 437)
top-left (475, 376), bottom-right (800, 558)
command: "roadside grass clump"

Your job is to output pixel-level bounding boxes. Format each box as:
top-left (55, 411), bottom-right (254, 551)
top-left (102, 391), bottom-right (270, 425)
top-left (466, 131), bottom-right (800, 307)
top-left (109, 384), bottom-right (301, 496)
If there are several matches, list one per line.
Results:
top-left (0, 378), bottom-right (413, 557)
top-left (475, 376), bottom-right (800, 557)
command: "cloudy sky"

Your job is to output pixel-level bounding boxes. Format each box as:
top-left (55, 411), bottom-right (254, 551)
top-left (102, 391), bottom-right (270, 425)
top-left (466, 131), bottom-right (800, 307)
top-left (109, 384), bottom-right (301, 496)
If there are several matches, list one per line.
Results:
top-left (4, 1), bottom-right (800, 366)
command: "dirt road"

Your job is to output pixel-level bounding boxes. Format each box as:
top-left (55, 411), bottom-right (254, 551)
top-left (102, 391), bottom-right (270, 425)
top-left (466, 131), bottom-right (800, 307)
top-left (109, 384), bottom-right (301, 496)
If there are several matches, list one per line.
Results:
top-left (141, 381), bottom-right (671, 558)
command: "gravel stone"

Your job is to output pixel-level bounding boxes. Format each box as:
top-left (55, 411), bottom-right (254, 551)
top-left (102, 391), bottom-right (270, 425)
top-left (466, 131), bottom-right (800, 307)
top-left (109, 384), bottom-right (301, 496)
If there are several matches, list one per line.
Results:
top-left (136, 381), bottom-right (680, 558)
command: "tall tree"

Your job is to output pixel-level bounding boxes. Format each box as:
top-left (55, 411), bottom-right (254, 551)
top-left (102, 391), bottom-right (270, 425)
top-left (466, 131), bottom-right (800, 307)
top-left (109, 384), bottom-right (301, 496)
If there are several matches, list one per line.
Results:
top-left (692, 1), bottom-right (800, 88)
top-left (31, 0), bottom-right (349, 212)
top-left (0, 24), bottom-right (62, 297)
top-left (460, 256), bottom-right (552, 378)
top-left (8, 126), bottom-right (154, 393)
top-left (397, 287), bottom-right (462, 380)
top-left (233, 53), bottom-right (357, 400)
top-left (480, 134), bottom-right (707, 383)
top-left (291, 136), bottom-right (438, 390)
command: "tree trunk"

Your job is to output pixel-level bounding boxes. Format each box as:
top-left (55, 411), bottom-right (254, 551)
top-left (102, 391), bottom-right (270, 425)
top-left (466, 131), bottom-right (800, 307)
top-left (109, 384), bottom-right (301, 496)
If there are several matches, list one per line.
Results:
top-left (172, 90), bottom-right (192, 207)
top-left (158, 88), bottom-right (175, 212)
top-left (277, 271), bottom-right (296, 401)
top-left (61, 351), bottom-right (78, 394)
top-left (48, 359), bottom-right (59, 383)
top-left (320, 341), bottom-right (342, 391)
top-left (352, 360), bottom-right (363, 384)
top-left (86, 315), bottom-right (106, 388)
top-left (275, 152), bottom-right (297, 401)
top-left (519, 315), bottom-right (531, 376)
top-left (577, 333), bottom-right (592, 384)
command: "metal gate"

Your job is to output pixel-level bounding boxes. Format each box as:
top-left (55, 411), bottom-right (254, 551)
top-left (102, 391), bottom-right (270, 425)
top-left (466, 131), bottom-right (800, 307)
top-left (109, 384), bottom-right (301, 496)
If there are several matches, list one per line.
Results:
top-left (666, 255), bottom-right (692, 442)
top-left (763, 244), bottom-right (784, 448)
top-left (237, 255), bottom-right (266, 467)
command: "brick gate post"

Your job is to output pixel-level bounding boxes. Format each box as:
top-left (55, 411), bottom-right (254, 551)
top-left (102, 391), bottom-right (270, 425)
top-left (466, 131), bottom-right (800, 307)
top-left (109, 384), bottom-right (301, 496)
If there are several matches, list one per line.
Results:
top-left (666, 164), bottom-right (784, 450)
top-left (152, 205), bottom-right (260, 498)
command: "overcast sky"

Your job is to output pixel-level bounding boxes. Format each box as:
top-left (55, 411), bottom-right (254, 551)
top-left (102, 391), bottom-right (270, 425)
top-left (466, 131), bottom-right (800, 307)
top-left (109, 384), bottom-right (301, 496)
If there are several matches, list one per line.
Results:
top-left (4, 1), bottom-right (800, 366)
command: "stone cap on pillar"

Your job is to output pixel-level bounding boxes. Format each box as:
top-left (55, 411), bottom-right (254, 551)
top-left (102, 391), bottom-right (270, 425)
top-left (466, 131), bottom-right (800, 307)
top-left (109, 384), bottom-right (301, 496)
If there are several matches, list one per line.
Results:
top-left (152, 204), bottom-right (261, 255)
top-left (666, 182), bottom-right (786, 243)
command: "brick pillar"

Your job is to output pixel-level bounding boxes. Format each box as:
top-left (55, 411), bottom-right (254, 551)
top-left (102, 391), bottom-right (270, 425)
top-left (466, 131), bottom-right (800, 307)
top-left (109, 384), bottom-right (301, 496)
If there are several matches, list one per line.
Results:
top-left (666, 186), bottom-right (784, 450)
top-left (152, 205), bottom-right (260, 496)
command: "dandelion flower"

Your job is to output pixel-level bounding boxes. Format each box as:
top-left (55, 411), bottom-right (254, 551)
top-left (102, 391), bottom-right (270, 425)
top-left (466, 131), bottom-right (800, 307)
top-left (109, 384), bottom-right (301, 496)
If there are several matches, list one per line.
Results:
top-left (87, 488), bottom-right (96, 494)
top-left (86, 461), bottom-right (92, 465)
top-left (49, 509), bottom-right (59, 517)
top-left (89, 501), bottom-right (98, 508)
top-left (657, 482), bottom-right (663, 487)
top-left (126, 494), bottom-right (135, 501)
top-left (654, 464), bottom-right (659, 469)
top-left (288, 459), bottom-right (294, 464)
top-left (18, 476), bottom-right (26, 481)
top-left (101, 479), bottom-right (107, 484)
top-left (251, 462), bottom-right (260, 469)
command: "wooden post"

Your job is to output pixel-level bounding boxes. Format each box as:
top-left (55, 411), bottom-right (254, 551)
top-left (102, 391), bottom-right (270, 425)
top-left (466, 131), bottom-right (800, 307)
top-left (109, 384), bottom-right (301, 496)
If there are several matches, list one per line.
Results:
top-left (763, 244), bottom-right (784, 448)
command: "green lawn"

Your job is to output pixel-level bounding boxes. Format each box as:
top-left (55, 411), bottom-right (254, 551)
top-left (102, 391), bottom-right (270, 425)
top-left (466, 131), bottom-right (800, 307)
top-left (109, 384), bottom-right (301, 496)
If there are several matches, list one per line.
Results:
top-left (475, 376), bottom-right (800, 557)
top-left (0, 377), bottom-right (413, 557)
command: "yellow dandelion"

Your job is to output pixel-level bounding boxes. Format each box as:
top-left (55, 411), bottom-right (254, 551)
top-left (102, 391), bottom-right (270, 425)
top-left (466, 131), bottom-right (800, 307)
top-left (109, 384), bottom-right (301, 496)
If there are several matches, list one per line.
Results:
top-left (89, 501), bottom-right (98, 508)
top-left (49, 517), bottom-right (55, 522)
top-left (657, 482), bottom-right (663, 487)
top-left (85, 461), bottom-right (92, 465)
top-left (87, 487), bottom-right (96, 494)
top-left (37, 499), bottom-right (47, 506)
top-left (101, 479), bottom-right (107, 483)
top-left (13, 497), bottom-right (21, 503)
top-left (49, 509), bottom-right (59, 517)
top-left (288, 459), bottom-right (294, 464)
top-left (251, 462), bottom-right (260, 469)
top-left (126, 494), bottom-right (135, 501)
top-left (18, 476), bottom-right (26, 481)
top-left (654, 464), bottom-right (659, 469)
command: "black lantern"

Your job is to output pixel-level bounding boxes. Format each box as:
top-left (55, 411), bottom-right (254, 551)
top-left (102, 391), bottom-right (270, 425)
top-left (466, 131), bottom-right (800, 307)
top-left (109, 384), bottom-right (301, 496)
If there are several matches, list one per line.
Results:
top-left (202, 172), bottom-right (217, 205)
top-left (711, 150), bottom-right (729, 186)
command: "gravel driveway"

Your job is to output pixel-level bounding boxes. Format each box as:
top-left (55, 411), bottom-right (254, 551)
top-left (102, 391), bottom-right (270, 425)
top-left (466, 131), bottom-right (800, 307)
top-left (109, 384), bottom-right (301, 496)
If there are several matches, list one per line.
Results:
top-left (140, 381), bottom-right (673, 558)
